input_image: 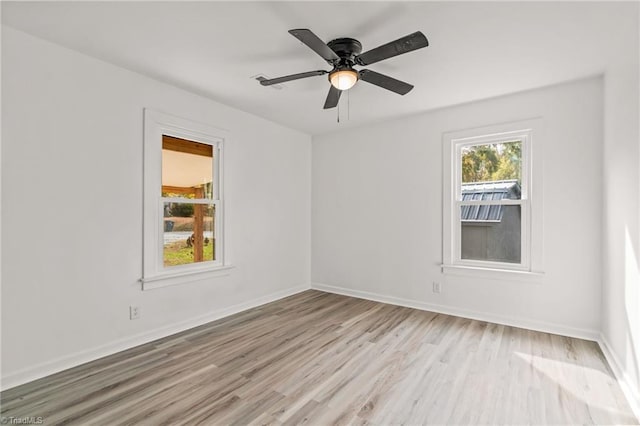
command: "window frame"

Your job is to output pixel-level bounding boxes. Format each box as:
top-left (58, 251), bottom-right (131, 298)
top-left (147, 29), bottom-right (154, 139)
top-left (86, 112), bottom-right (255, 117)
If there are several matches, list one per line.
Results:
top-left (442, 119), bottom-right (544, 278)
top-left (142, 109), bottom-right (231, 290)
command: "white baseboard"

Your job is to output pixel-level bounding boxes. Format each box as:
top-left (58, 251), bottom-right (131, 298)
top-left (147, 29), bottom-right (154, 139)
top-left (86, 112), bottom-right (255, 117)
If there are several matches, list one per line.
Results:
top-left (1, 284), bottom-right (310, 391)
top-left (598, 334), bottom-right (640, 421)
top-left (311, 282), bottom-right (599, 341)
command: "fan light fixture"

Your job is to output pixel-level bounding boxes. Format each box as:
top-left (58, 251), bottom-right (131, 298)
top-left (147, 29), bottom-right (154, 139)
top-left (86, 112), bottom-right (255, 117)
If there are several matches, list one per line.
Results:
top-left (329, 69), bottom-right (358, 91)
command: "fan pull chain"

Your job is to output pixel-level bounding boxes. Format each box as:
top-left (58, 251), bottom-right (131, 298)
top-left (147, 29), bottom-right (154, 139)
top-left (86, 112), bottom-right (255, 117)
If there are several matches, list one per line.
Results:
top-left (348, 89), bottom-right (350, 121)
top-left (337, 98), bottom-right (340, 123)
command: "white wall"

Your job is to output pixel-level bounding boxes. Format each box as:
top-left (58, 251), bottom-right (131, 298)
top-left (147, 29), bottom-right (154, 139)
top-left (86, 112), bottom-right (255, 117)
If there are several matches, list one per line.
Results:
top-left (601, 2), bottom-right (640, 415)
top-left (1, 27), bottom-right (311, 387)
top-left (313, 76), bottom-right (603, 338)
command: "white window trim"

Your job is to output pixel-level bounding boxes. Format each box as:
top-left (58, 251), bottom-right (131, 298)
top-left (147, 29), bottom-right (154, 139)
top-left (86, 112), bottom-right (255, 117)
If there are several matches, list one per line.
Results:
top-left (442, 118), bottom-right (544, 279)
top-left (141, 109), bottom-right (232, 290)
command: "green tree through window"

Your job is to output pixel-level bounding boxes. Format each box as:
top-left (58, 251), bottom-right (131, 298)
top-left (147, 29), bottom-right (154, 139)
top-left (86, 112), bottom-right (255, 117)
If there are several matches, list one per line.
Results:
top-left (461, 141), bottom-right (521, 183)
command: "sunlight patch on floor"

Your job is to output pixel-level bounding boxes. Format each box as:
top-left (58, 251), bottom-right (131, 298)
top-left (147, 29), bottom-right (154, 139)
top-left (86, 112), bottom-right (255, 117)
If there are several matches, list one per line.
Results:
top-left (515, 350), bottom-right (631, 421)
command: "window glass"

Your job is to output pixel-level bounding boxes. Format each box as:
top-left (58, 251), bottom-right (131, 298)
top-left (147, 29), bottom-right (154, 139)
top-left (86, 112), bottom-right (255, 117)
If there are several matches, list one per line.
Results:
top-left (163, 203), bottom-right (215, 267)
top-left (161, 135), bottom-right (216, 268)
top-left (460, 205), bottom-right (521, 263)
top-left (162, 135), bottom-right (214, 199)
top-left (460, 141), bottom-right (522, 199)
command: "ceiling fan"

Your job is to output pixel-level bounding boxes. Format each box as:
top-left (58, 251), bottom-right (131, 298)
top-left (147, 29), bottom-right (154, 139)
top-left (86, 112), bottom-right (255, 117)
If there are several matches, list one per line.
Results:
top-left (257, 29), bottom-right (429, 109)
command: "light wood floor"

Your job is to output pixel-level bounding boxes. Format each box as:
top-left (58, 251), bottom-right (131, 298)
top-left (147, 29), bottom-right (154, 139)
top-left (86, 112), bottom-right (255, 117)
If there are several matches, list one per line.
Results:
top-left (1, 290), bottom-right (637, 425)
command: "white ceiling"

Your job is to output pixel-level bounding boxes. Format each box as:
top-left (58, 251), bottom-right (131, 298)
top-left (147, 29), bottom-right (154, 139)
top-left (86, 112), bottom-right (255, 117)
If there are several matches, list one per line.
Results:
top-left (1, 1), bottom-right (628, 135)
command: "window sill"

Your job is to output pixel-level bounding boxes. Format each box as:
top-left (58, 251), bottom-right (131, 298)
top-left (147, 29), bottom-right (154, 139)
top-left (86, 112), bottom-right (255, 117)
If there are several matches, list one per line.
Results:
top-left (141, 264), bottom-right (234, 290)
top-left (441, 264), bottom-right (544, 282)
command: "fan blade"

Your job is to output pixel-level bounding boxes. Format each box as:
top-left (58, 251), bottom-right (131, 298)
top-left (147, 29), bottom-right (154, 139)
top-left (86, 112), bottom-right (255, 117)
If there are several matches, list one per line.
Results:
top-left (356, 31), bottom-right (429, 66)
top-left (359, 69), bottom-right (414, 95)
top-left (323, 85), bottom-right (342, 109)
top-left (258, 70), bottom-right (328, 86)
top-left (289, 29), bottom-right (339, 62)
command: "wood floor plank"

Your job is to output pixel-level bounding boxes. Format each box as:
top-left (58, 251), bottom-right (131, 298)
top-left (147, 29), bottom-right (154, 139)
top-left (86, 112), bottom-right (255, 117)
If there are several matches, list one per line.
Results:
top-left (1, 290), bottom-right (637, 425)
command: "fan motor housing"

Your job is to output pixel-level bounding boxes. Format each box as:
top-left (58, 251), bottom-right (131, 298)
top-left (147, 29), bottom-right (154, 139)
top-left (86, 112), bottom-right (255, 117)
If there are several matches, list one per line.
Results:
top-left (327, 37), bottom-right (362, 62)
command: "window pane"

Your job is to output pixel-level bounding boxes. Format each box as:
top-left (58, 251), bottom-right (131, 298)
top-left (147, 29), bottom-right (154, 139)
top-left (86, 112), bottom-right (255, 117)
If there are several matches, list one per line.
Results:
top-left (460, 141), bottom-right (521, 200)
top-left (162, 135), bottom-right (214, 199)
top-left (163, 202), bottom-right (215, 267)
top-left (461, 204), bottom-right (521, 263)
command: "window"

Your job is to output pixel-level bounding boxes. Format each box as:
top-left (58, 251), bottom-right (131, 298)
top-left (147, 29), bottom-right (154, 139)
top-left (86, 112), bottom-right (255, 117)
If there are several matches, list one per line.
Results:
top-left (162, 136), bottom-right (216, 267)
top-left (142, 109), bottom-right (230, 290)
top-left (443, 120), bottom-right (543, 276)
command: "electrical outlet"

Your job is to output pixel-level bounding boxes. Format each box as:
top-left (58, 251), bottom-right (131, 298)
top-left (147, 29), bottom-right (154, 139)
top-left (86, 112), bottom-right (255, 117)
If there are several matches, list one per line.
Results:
top-left (432, 282), bottom-right (442, 294)
top-left (129, 306), bottom-right (140, 320)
